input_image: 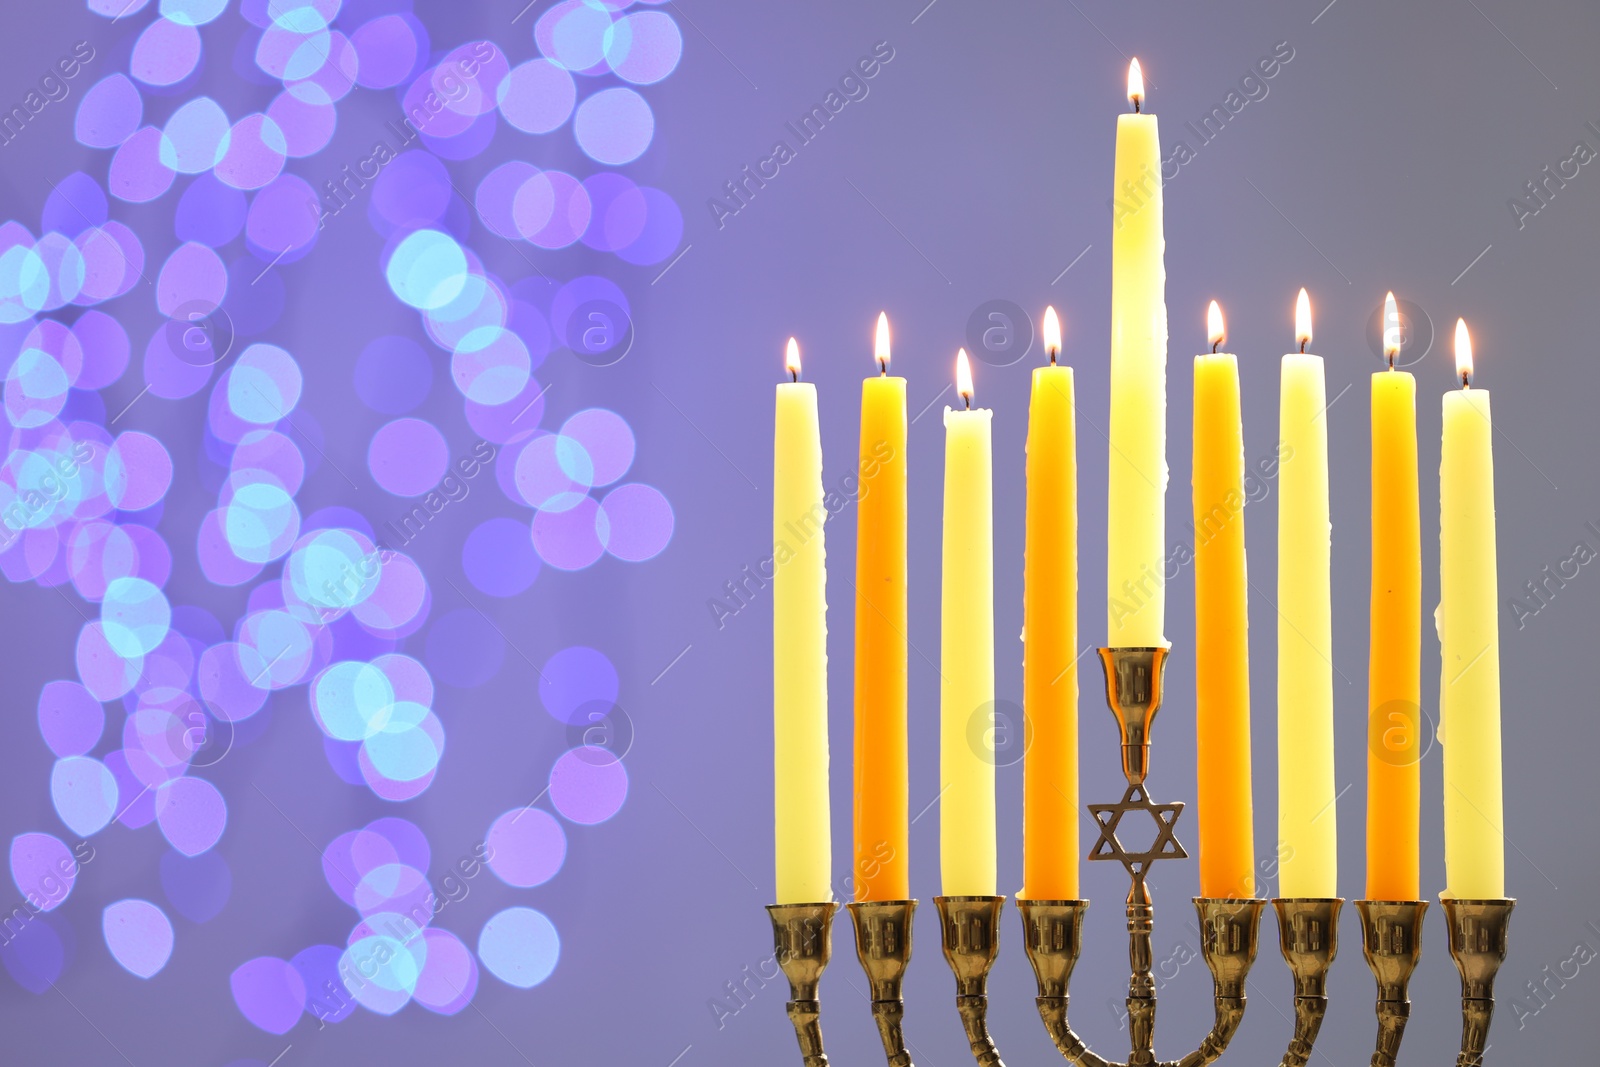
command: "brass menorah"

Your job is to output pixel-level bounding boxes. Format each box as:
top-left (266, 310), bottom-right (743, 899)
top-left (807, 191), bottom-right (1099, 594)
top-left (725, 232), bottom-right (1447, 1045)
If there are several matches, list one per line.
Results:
top-left (767, 646), bottom-right (1514, 1067)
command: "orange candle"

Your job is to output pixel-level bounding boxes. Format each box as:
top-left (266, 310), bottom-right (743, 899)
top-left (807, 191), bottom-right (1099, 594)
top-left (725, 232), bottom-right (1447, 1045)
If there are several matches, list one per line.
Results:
top-left (1191, 301), bottom-right (1255, 899)
top-left (854, 313), bottom-right (909, 901)
top-left (1021, 307), bottom-right (1079, 901)
top-left (1367, 292), bottom-right (1421, 901)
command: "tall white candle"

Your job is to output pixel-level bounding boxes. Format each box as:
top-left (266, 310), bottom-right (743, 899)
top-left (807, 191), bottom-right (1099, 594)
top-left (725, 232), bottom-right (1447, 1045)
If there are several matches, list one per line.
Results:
top-left (1107, 58), bottom-right (1169, 647)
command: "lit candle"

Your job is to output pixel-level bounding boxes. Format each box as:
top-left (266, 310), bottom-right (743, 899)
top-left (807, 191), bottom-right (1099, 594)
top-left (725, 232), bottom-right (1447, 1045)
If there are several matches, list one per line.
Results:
top-left (1192, 300), bottom-right (1256, 899)
top-left (1278, 290), bottom-right (1338, 899)
top-left (774, 337), bottom-right (831, 904)
top-left (854, 313), bottom-right (909, 901)
top-left (1022, 307), bottom-right (1079, 901)
top-left (941, 349), bottom-right (996, 897)
top-left (1367, 292), bottom-right (1421, 901)
top-left (1439, 320), bottom-right (1504, 899)
top-left (1107, 57), bottom-right (1170, 647)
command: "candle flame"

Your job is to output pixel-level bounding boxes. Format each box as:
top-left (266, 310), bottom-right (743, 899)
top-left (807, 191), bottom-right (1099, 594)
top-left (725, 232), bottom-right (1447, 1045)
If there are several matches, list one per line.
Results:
top-left (1127, 58), bottom-right (1144, 110)
top-left (1042, 305), bottom-right (1061, 363)
top-left (1294, 288), bottom-right (1313, 350)
top-left (1207, 300), bottom-right (1226, 349)
top-left (785, 336), bottom-right (801, 379)
top-left (874, 311), bottom-right (890, 371)
top-left (956, 348), bottom-right (974, 406)
top-left (1383, 291), bottom-right (1401, 364)
top-left (1455, 318), bottom-right (1473, 386)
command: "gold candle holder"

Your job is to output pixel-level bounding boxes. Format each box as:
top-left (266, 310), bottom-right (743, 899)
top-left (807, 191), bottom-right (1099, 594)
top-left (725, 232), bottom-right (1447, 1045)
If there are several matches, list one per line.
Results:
top-left (848, 899), bottom-right (917, 1067)
top-left (767, 902), bottom-right (838, 1067)
top-left (766, 646), bottom-right (1516, 1067)
top-left (1441, 896), bottom-right (1514, 1067)
top-left (1355, 899), bottom-right (1427, 1067)
top-left (934, 894), bottom-right (1006, 1066)
top-left (1267, 902), bottom-right (1344, 1067)
top-left (1271, 897), bottom-right (1343, 1067)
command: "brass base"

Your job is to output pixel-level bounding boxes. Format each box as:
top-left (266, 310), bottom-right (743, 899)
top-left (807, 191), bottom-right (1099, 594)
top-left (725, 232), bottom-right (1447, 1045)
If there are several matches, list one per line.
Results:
top-left (848, 899), bottom-right (917, 1067)
top-left (1272, 898), bottom-right (1343, 1067)
top-left (935, 895), bottom-right (1006, 1066)
top-left (1441, 897), bottom-right (1514, 1067)
top-left (1355, 900), bottom-right (1428, 1067)
top-left (768, 902), bottom-right (838, 1067)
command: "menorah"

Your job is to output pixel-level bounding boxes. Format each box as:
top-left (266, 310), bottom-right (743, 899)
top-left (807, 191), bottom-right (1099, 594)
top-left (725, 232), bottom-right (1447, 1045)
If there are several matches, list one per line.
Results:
top-left (766, 646), bottom-right (1514, 1067)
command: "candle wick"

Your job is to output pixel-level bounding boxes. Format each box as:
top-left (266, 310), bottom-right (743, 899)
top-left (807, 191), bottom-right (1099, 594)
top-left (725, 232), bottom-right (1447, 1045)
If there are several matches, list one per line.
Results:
top-left (1300, 340), bottom-right (1307, 353)
top-left (879, 358), bottom-right (888, 376)
top-left (790, 368), bottom-right (798, 383)
top-left (1212, 341), bottom-right (1219, 354)
top-left (964, 394), bottom-right (972, 410)
top-left (1133, 98), bottom-right (1141, 113)
top-left (1049, 349), bottom-right (1057, 366)
top-left (1461, 371), bottom-right (1471, 389)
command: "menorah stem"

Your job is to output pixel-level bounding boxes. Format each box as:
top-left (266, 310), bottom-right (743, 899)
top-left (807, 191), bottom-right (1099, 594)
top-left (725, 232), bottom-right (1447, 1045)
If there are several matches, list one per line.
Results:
top-left (1126, 890), bottom-right (1157, 1066)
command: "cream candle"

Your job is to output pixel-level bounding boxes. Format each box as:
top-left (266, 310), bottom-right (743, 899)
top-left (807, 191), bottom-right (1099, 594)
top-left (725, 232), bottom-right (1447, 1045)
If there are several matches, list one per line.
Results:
top-left (941, 349), bottom-right (996, 897)
top-left (1278, 290), bottom-right (1337, 899)
top-left (774, 337), bottom-right (831, 904)
top-left (1439, 320), bottom-right (1504, 899)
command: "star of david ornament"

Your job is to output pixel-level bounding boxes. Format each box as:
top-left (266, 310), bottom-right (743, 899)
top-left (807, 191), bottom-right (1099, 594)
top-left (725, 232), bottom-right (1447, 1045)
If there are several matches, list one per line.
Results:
top-left (1087, 781), bottom-right (1187, 884)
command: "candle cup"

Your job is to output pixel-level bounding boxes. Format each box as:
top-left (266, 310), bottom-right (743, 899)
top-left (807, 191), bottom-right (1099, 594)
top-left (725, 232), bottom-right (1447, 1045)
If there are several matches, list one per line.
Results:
top-left (767, 902), bottom-right (838, 1067)
top-left (934, 895), bottom-right (1006, 1067)
top-left (1096, 647), bottom-right (1168, 786)
top-left (1271, 898), bottom-right (1343, 1067)
top-left (1440, 897), bottom-right (1514, 1067)
top-left (847, 899), bottom-right (917, 1067)
top-left (1182, 897), bottom-right (1267, 1067)
top-left (1355, 900), bottom-right (1428, 1067)
top-left (1016, 899), bottom-right (1099, 1066)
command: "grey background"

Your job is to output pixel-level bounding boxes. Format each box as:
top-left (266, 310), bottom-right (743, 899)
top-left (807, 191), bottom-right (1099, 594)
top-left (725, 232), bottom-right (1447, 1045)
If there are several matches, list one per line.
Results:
top-left (1, 0), bottom-right (1596, 1064)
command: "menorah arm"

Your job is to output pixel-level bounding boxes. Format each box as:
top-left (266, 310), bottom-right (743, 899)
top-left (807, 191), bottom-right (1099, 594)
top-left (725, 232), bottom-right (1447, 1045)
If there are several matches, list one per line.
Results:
top-left (1034, 994), bottom-right (1116, 1067)
top-left (1278, 991), bottom-right (1328, 1067)
top-left (1164, 993), bottom-right (1246, 1067)
top-left (954, 992), bottom-right (1006, 1067)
